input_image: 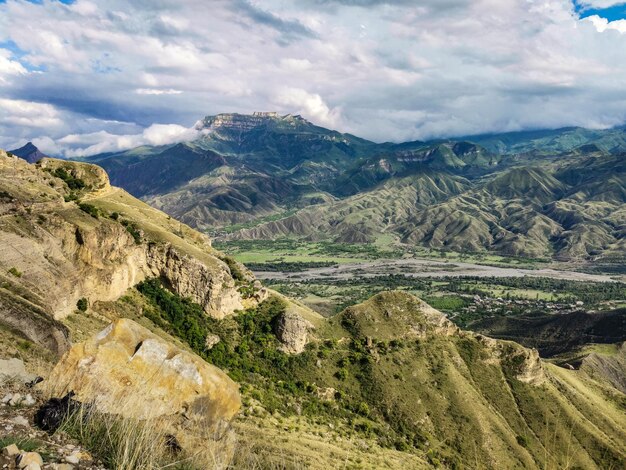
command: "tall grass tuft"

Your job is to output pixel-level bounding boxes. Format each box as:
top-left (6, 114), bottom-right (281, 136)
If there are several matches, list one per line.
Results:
top-left (57, 405), bottom-right (179, 470)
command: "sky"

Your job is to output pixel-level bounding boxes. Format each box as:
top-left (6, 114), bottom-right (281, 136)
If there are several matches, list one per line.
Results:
top-left (1, 0), bottom-right (626, 156)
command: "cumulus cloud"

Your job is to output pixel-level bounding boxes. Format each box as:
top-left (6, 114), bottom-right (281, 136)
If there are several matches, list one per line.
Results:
top-left (0, 98), bottom-right (62, 128)
top-left (276, 88), bottom-right (342, 128)
top-left (56, 124), bottom-right (203, 157)
top-left (0, 49), bottom-right (27, 82)
top-left (585, 14), bottom-right (626, 32)
top-left (1, 0), bottom-right (626, 152)
top-left (577, 1), bottom-right (626, 8)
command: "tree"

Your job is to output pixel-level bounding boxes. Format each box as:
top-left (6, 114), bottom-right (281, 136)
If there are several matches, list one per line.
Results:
top-left (77, 298), bottom-right (88, 312)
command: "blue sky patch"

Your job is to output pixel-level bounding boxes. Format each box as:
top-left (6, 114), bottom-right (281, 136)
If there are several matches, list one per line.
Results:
top-left (574, 1), bottom-right (626, 21)
top-left (0, 40), bottom-right (46, 72)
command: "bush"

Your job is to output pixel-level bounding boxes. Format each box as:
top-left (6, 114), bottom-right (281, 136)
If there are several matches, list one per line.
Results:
top-left (78, 203), bottom-right (99, 218)
top-left (8, 267), bottom-right (22, 278)
top-left (51, 167), bottom-right (85, 190)
top-left (64, 192), bottom-right (79, 202)
top-left (516, 434), bottom-right (528, 448)
top-left (77, 298), bottom-right (88, 312)
top-left (219, 255), bottom-right (246, 282)
top-left (125, 224), bottom-right (141, 244)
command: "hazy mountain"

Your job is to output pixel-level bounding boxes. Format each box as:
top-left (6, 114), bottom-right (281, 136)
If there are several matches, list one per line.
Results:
top-left (9, 142), bottom-right (49, 163)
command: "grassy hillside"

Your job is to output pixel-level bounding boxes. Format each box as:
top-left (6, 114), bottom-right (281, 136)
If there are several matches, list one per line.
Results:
top-left (75, 286), bottom-right (626, 469)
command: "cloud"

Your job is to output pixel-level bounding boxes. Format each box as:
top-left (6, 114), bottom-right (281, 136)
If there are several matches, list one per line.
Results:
top-left (577, 1), bottom-right (626, 8)
top-left (276, 88), bottom-right (342, 127)
top-left (585, 14), bottom-right (626, 32)
top-left (1, 0), bottom-right (626, 152)
top-left (56, 123), bottom-right (203, 157)
top-left (234, 0), bottom-right (318, 43)
top-left (135, 88), bottom-right (183, 95)
top-left (0, 98), bottom-right (62, 128)
top-left (0, 49), bottom-right (27, 82)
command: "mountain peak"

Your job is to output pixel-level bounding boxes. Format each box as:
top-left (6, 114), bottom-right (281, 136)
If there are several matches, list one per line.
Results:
top-left (196, 112), bottom-right (311, 132)
top-left (9, 141), bottom-right (49, 164)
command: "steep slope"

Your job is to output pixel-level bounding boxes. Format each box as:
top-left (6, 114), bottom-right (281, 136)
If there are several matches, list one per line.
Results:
top-left (468, 308), bottom-right (626, 356)
top-left (312, 292), bottom-right (625, 468)
top-left (77, 284), bottom-right (625, 469)
top-left (581, 342), bottom-right (626, 393)
top-left (0, 150), bottom-right (252, 356)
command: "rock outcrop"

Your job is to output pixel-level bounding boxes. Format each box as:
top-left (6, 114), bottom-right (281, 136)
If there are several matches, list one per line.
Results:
top-left (146, 244), bottom-right (243, 319)
top-left (274, 310), bottom-right (314, 354)
top-left (0, 151), bottom-right (247, 354)
top-left (44, 319), bottom-right (241, 458)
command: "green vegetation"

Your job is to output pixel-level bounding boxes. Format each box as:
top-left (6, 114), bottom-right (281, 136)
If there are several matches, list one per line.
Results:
top-left (217, 255), bottom-right (246, 282)
top-left (267, 274), bottom-right (626, 318)
top-left (58, 405), bottom-right (208, 470)
top-left (78, 202), bottom-right (100, 218)
top-left (91, 114), bottom-right (626, 267)
top-left (50, 167), bottom-right (86, 190)
top-left (134, 279), bottom-right (403, 445)
top-left (7, 267), bottom-right (22, 278)
top-left (76, 298), bottom-right (88, 312)
top-left (245, 260), bottom-right (337, 272)
top-left (130, 282), bottom-right (626, 468)
top-left (120, 220), bottom-right (141, 244)
top-left (214, 238), bottom-right (402, 265)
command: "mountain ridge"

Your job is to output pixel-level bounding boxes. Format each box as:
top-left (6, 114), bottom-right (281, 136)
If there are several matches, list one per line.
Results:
top-left (65, 114), bottom-right (626, 264)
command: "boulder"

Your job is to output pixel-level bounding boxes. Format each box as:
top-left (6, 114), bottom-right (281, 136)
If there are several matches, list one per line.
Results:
top-left (205, 334), bottom-right (221, 350)
top-left (0, 358), bottom-right (38, 386)
top-left (2, 444), bottom-right (19, 457)
top-left (44, 319), bottom-right (241, 458)
top-left (274, 310), bottom-right (314, 354)
top-left (16, 452), bottom-right (43, 469)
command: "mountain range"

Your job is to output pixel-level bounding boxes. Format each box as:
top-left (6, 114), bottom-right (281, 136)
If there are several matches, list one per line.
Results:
top-left (0, 149), bottom-right (625, 468)
top-left (16, 113), bottom-right (626, 264)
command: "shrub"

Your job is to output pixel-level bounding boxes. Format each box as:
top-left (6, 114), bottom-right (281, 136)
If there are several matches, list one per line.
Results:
top-left (78, 203), bottom-right (99, 218)
top-left (64, 192), bottom-right (79, 202)
top-left (335, 368), bottom-right (349, 380)
top-left (516, 434), bottom-right (528, 448)
top-left (57, 404), bottom-right (224, 470)
top-left (8, 267), bottom-right (22, 278)
top-left (77, 298), bottom-right (88, 312)
top-left (125, 224), bottom-right (141, 244)
top-left (219, 255), bottom-right (246, 282)
top-left (51, 167), bottom-right (85, 190)
top-left (355, 401), bottom-right (370, 417)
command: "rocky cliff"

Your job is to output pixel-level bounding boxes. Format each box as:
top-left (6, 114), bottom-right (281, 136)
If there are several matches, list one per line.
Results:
top-left (0, 150), bottom-right (249, 356)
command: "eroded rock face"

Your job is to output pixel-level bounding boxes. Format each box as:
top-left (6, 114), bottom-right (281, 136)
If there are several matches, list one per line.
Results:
top-left (274, 310), bottom-right (314, 354)
top-left (45, 319), bottom-right (241, 455)
top-left (146, 245), bottom-right (243, 319)
top-left (0, 152), bottom-right (247, 356)
top-left (509, 347), bottom-right (546, 385)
